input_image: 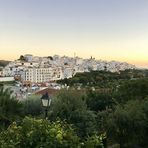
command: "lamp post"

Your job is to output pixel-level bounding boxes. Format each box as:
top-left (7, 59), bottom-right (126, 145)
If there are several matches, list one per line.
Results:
top-left (41, 92), bottom-right (51, 119)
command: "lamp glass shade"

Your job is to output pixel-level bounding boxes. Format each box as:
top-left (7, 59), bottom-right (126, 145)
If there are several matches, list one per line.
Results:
top-left (49, 99), bottom-right (51, 106)
top-left (42, 99), bottom-right (49, 107)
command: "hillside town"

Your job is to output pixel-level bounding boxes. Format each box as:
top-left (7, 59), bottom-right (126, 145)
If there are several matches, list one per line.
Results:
top-left (0, 54), bottom-right (136, 84)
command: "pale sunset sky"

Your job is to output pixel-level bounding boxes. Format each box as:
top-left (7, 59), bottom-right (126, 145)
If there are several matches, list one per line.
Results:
top-left (0, 0), bottom-right (148, 68)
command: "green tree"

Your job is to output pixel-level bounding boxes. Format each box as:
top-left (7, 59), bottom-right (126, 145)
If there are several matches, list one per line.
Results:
top-left (50, 90), bottom-right (86, 119)
top-left (107, 99), bottom-right (147, 148)
top-left (0, 117), bottom-right (104, 148)
top-left (0, 60), bottom-right (10, 67)
top-left (114, 78), bottom-right (148, 103)
top-left (0, 117), bottom-right (80, 148)
top-left (86, 90), bottom-right (115, 112)
top-left (22, 95), bottom-right (42, 116)
top-left (84, 134), bottom-right (104, 148)
top-left (140, 97), bottom-right (148, 147)
top-left (19, 55), bottom-right (26, 61)
top-left (0, 87), bottom-right (23, 130)
top-left (50, 90), bottom-right (97, 137)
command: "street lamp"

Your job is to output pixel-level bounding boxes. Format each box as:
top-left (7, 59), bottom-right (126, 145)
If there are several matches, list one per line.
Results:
top-left (41, 92), bottom-right (51, 119)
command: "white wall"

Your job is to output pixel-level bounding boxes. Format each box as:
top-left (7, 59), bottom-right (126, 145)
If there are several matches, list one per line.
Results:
top-left (0, 77), bottom-right (14, 82)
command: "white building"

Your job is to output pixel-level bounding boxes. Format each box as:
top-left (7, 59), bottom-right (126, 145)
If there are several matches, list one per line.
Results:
top-left (0, 70), bottom-right (3, 77)
top-left (24, 54), bottom-right (33, 62)
top-left (22, 67), bottom-right (56, 83)
top-left (0, 77), bottom-right (14, 82)
top-left (61, 66), bottom-right (75, 79)
top-left (1, 54), bottom-right (136, 83)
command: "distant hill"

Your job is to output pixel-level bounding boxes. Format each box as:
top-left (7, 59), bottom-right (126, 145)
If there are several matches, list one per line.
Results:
top-left (0, 60), bottom-right (10, 67)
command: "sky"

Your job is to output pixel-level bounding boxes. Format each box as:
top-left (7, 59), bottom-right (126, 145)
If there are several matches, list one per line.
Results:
top-left (0, 0), bottom-right (148, 68)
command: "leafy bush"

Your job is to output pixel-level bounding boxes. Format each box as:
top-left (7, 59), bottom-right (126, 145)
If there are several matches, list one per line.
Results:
top-left (22, 95), bottom-right (42, 116)
top-left (114, 78), bottom-right (148, 103)
top-left (0, 117), bottom-right (80, 148)
top-left (0, 87), bottom-right (23, 130)
top-left (0, 117), bottom-right (104, 148)
top-left (83, 134), bottom-right (104, 148)
top-left (86, 90), bottom-right (115, 112)
top-left (50, 90), bottom-right (97, 137)
top-left (107, 99), bottom-right (148, 147)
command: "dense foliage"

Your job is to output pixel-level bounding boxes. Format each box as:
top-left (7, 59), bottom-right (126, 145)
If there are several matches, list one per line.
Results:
top-left (114, 78), bottom-right (148, 103)
top-left (0, 117), bottom-right (104, 148)
top-left (18, 55), bottom-right (26, 61)
top-left (57, 69), bottom-right (148, 88)
top-left (50, 90), bottom-right (98, 137)
top-left (22, 95), bottom-right (42, 116)
top-left (0, 117), bottom-right (80, 148)
top-left (108, 99), bottom-right (148, 148)
top-left (0, 87), bottom-right (23, 130)
top-left (0, 60), bottom-right (10, 67)
top-left (1, 69), bottom-right (148, 147)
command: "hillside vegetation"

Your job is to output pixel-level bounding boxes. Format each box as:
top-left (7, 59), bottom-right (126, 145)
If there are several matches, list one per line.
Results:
top-left (57, 69), bottom-right (148, 88)
top-left (0, 60), bottom-right (10, 67)
top-left (1, 69), bottom-right (148, 147)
